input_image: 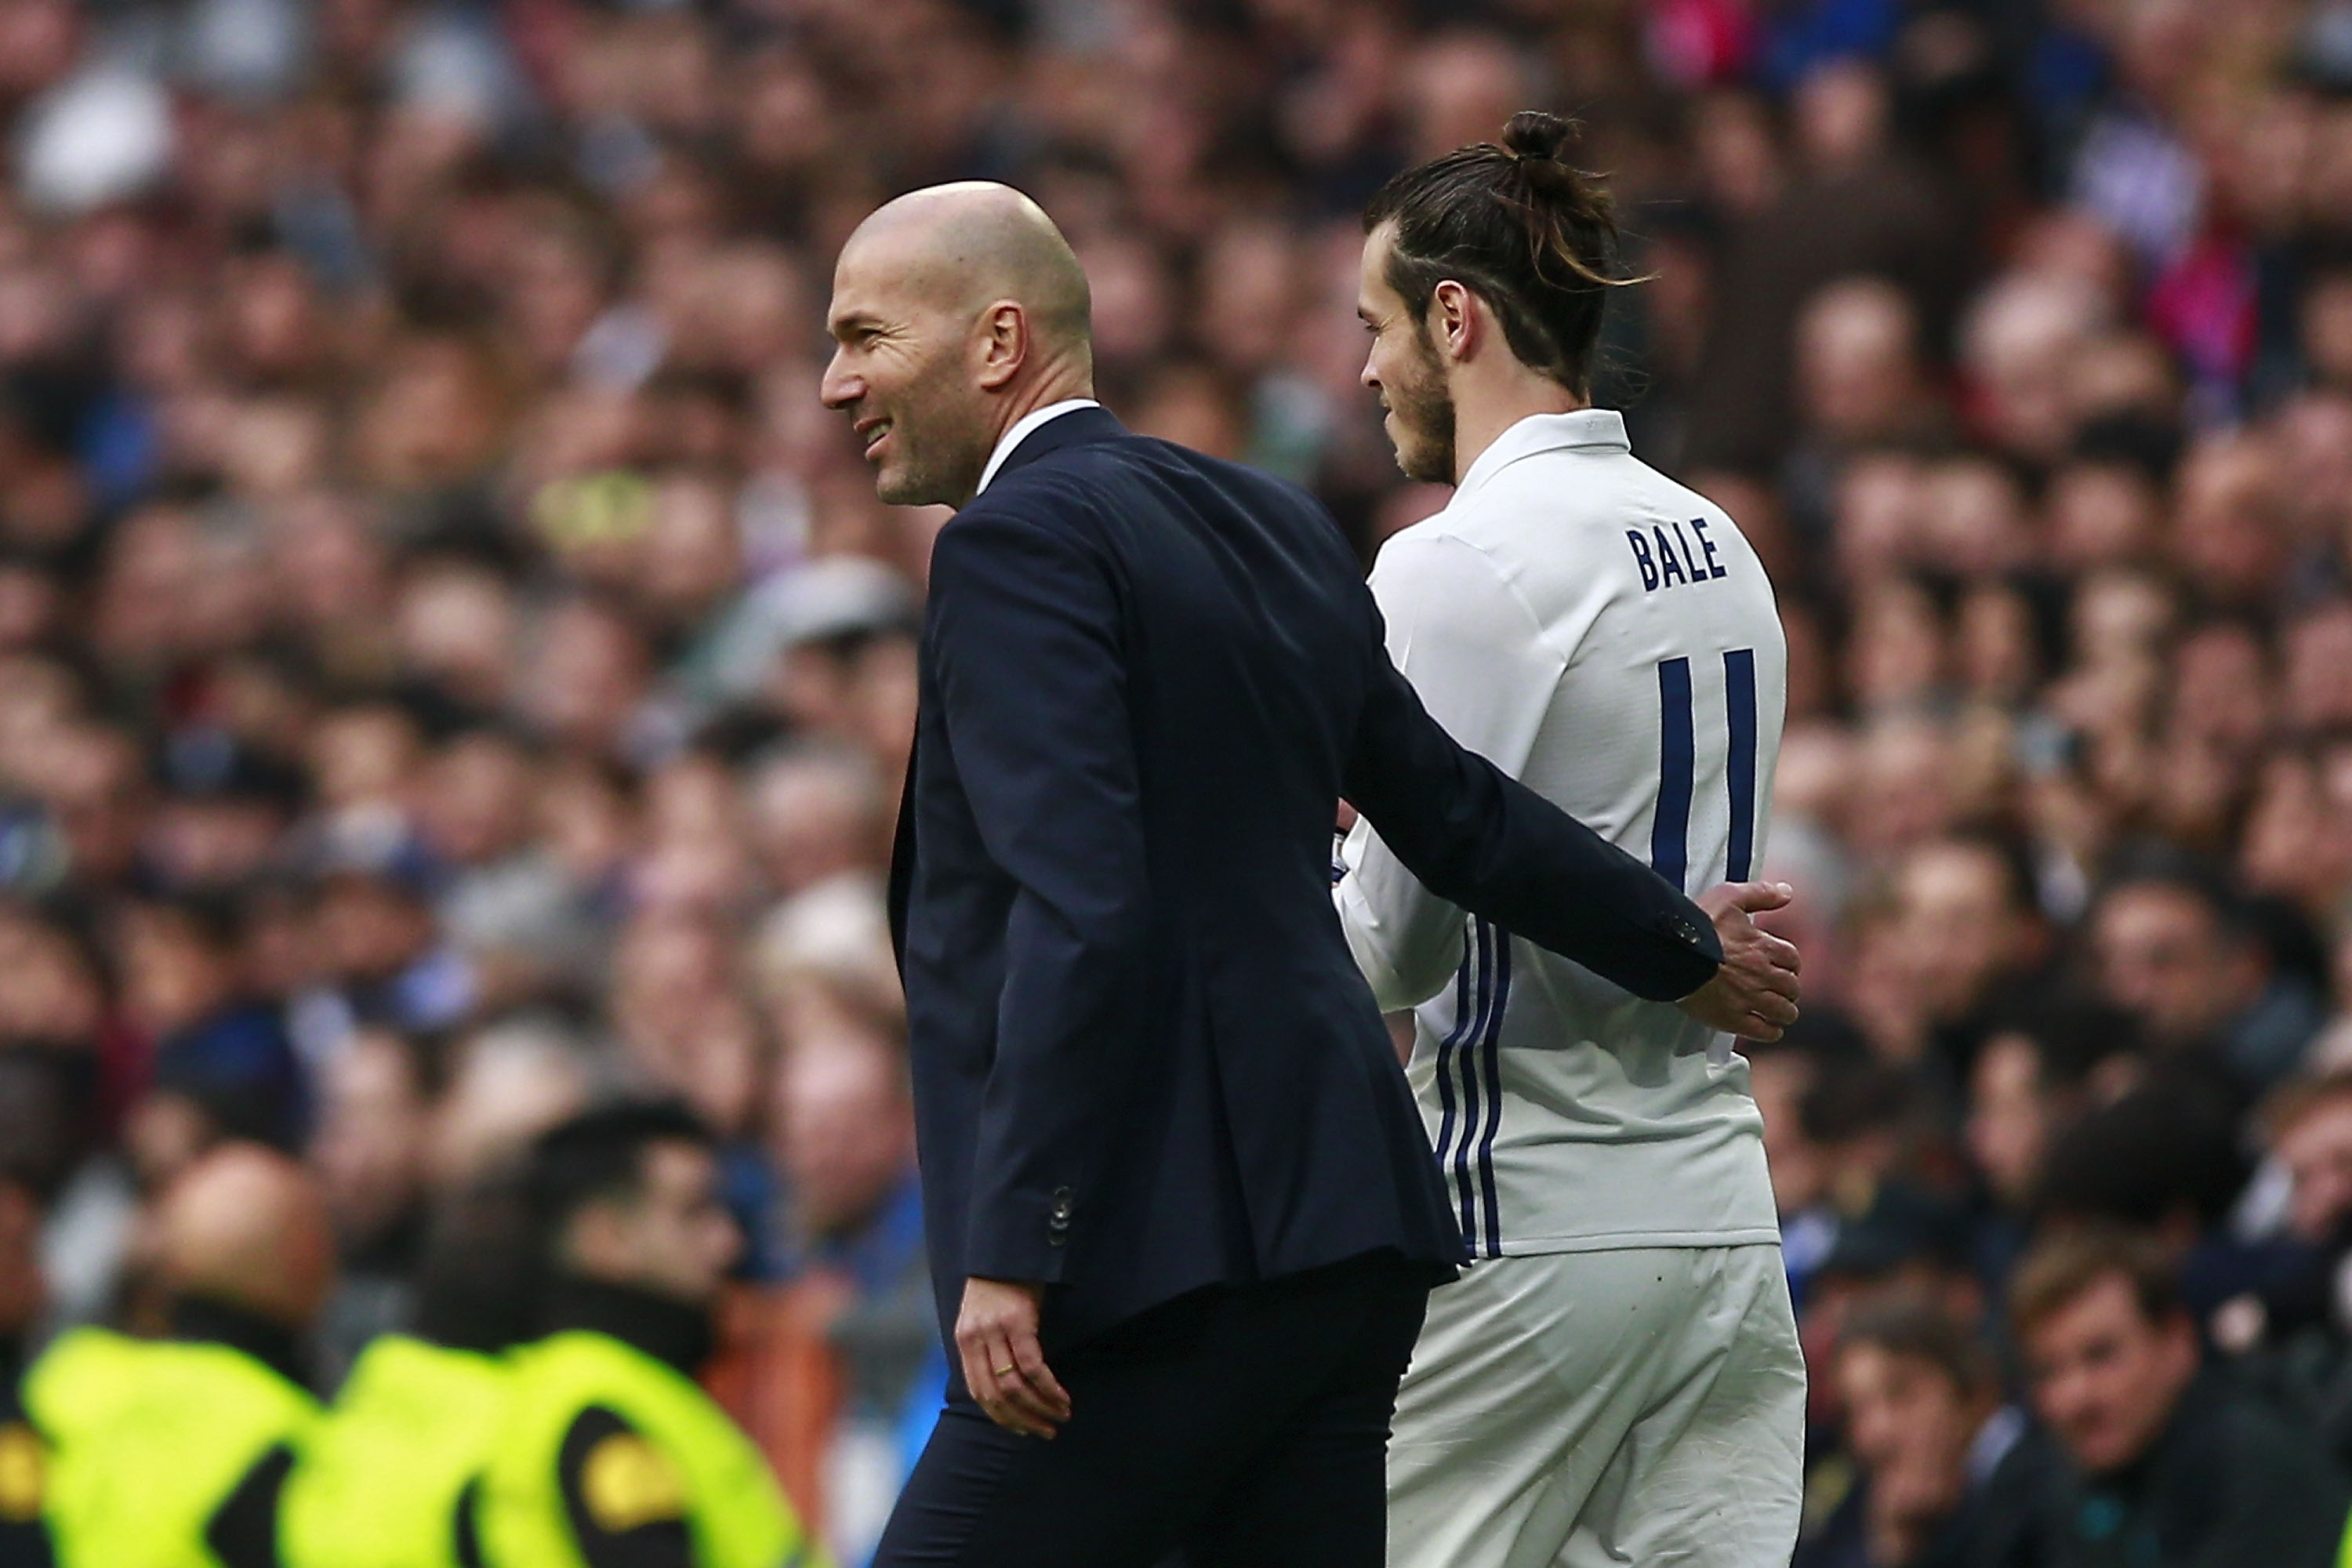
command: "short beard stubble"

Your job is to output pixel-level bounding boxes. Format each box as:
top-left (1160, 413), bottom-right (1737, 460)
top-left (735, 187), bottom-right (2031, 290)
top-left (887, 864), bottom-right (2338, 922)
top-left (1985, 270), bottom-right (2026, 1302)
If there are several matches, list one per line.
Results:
top-left (1389, 322), bottom-right (1457, 485)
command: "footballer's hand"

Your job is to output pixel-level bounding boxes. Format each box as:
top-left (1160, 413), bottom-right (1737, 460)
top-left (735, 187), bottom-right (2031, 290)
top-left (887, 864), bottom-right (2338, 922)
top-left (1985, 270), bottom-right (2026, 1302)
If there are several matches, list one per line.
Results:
top-left (1675, 881), bottom-right (1801, 1041)
top-left (955, 1276), bottom-right (1071, 1439)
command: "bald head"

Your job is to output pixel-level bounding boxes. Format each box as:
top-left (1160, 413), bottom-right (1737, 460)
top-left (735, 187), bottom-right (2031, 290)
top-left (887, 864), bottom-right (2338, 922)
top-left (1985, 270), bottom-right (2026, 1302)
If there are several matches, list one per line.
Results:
top-left (823, 182), bottom-right (1096, 507)
top-left (846, 183), bottom-right (1092, 348)
top-left (155, 1142), bottom-right (335, 1329)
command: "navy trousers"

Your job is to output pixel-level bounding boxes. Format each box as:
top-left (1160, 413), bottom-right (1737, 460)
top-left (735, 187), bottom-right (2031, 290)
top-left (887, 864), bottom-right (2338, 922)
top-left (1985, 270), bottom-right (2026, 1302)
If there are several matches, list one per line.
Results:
top-left (873, 1253), bottom-right (1434, 1568)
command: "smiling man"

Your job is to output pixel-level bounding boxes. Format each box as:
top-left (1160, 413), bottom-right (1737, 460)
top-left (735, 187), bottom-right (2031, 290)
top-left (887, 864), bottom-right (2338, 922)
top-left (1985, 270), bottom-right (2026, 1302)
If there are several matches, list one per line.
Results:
top-left (818, 181), bottom-right (1801, 1566)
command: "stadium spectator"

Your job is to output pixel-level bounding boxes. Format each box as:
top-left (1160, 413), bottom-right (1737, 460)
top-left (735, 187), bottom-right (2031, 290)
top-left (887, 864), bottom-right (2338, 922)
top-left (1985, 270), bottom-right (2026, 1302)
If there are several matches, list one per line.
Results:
top-left (1963, 999), bottom-right (2141, 1290)
top-left (2086, 863), bottom-right (2324, 1100)
top-left (1797, 1295), bottom-right (2022, 1568)
top-left (1984, 1228), bottom-right (2349, 1567)
top-left (484, 1099), bottom-right (816, 1568)
top-left (27, 1145), bottom-right (332, 1568)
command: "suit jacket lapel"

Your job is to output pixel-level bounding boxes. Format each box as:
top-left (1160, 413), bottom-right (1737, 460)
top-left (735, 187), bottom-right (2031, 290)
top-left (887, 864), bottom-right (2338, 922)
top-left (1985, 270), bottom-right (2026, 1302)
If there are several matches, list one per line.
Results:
top-left (887, 730), bottom-right (917, 977)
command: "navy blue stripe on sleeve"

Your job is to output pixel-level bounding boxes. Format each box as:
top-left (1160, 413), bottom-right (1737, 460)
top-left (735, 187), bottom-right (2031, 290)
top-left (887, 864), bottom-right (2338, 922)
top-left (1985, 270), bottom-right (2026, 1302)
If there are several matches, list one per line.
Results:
top-left (1724, 648), bottom-right (1758, 882)
top-left (1452, 920), bottom-right (1493, 1248)
top-left (1429, 922), bottom-right (1479, 1183)
top-left (1474, 928), bottom-right (1511, 1257)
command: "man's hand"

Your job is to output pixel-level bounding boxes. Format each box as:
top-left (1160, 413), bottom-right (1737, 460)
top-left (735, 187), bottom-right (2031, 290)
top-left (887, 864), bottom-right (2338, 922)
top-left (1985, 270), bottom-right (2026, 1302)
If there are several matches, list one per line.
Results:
top-left (1675, 881), bottom-right (1802, 1041)
top-left (954, 1276), bottom-right (1072, 1439)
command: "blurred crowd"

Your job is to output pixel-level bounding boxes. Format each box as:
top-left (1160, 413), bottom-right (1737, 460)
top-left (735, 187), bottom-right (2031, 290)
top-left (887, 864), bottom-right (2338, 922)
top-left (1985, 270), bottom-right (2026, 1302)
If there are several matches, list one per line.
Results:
top-left (2, 0), bottom-right (2352, 1561)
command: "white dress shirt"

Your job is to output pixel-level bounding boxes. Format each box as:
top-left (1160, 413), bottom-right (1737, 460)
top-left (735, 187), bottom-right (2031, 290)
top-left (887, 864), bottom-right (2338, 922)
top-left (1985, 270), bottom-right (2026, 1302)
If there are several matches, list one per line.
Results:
top-left (975, 398), bottom-right (1102, 497)
top-left (1335, 408), bottom-right (1788, 1258)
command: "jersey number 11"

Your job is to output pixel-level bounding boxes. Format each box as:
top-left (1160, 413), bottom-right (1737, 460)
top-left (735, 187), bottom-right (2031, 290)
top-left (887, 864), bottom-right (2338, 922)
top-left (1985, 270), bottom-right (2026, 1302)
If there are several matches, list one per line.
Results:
top-left (1653, 649), bottom-right (1758, 892)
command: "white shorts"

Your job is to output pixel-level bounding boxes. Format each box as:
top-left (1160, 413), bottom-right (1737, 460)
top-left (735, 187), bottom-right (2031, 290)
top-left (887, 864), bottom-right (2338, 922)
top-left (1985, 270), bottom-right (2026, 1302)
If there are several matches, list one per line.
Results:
top-left (1387, 1243), bottom-right (1805, 1568)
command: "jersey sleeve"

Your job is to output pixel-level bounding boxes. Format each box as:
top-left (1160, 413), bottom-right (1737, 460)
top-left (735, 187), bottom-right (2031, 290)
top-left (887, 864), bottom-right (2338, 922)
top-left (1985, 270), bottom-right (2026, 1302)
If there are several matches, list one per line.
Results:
top-left (1336, 530), bottom-right (1573, 1010)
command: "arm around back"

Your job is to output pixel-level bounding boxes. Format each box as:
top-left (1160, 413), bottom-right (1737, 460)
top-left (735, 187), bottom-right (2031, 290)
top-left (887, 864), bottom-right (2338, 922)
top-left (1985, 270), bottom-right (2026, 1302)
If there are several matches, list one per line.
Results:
top-left (1341, 589), bottom-right (1722, 1004)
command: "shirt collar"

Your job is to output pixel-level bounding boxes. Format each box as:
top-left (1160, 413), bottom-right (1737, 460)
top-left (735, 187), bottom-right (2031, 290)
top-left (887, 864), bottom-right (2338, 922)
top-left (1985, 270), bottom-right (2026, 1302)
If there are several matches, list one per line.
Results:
top-left (976, 398), bottom-right (1103, 496)
top-left (1454, 408), bottom-right (1629, 498)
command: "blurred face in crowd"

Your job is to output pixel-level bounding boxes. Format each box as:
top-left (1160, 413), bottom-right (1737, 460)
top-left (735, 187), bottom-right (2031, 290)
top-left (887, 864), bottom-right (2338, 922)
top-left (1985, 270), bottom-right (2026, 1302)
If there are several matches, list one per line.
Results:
top-left (311, 1029), bottom-right (428, 1252)
top-left (1968, 1035), bottom-right (2061, 1211)
top-left (2090, 883), bottom-right (2261, 1050)
top-left (2278, 1093), bottom-right (2352, 1245)
top-left (566, 1139), bottom-right (739, 1307)
top-left (1837, 1341), bottom-right (1985, 1548)
top-left (776, 1037), bottom-right (914, 1241)
top-left (746, 749), bottom-right (884, 896)
top-left (1796, 278), bottom-right (1921, 445)
top-left (1358, 223), bottom-right (1456, 485)
top-left (1888, 842), bottom-right (2037, 1025)
top-left (2285, 601), bottom-right (2352, 735)
top-left (2046, 460), bottom-right (2159, 572)
top-left (418, 732), bottom-right (534, 869)
top-left (0, 907), bottom-right (102, 1048)
top-left (2024, 1273), bottom-right (2197, 1476)
top-left (118, 906), bottom-right (236, 1037)
top-left (316, 874), bottom-right (434, 983)
top-left (2171, 439), bottom-right (2283, 610)
top-left (146, 793), bottom-right (288, 892)
top-left (427, 1030), bottom-right (590, 1188)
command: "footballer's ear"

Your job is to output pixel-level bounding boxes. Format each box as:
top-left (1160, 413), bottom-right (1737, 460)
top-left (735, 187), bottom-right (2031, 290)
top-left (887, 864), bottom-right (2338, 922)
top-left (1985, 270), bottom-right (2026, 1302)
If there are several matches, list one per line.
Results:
top-left (1429, 279), bottom-right (1477, 363)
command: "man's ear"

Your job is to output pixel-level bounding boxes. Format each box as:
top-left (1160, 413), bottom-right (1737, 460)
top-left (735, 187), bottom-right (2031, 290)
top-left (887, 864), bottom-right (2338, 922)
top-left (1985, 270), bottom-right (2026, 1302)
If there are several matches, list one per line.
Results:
top-left (1429, 280), bottom-right (1477, 365)
top-left (976, 301), bottom-right (1026, 390)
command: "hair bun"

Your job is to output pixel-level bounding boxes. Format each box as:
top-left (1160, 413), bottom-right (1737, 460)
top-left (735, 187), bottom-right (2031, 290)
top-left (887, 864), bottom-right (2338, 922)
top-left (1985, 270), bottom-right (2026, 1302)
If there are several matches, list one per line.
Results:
top-left (1501, 110), bottom-right (1576, 165)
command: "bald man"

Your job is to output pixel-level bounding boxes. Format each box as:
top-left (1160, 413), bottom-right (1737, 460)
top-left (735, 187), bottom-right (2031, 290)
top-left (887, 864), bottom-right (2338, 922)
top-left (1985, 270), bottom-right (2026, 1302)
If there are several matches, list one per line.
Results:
top-left (27, 1144), bottom-right (330, 1568)
top-left (822, 184), bottom-right (1798, 1566)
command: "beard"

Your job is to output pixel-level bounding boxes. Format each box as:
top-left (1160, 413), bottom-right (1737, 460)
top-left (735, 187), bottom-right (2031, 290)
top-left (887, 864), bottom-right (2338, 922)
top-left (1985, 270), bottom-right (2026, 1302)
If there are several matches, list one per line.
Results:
top-left (1385, 327), bottom-right (1457, 485)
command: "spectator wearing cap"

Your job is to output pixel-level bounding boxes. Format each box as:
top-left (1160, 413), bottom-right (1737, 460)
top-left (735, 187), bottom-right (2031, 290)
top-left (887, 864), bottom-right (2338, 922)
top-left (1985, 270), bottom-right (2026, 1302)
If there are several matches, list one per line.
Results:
top-left (1981, 1228), bottom-right (2349, 1568)
top-left (1798, 1295), bottom-right (2024, 1568)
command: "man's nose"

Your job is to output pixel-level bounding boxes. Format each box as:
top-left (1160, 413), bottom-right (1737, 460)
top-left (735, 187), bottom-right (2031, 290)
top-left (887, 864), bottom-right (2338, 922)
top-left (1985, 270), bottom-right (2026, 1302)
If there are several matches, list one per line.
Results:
top-left (1359, 354), bottom-right (1381, 391)
top-left (819, 354), bottom-right (857, 409)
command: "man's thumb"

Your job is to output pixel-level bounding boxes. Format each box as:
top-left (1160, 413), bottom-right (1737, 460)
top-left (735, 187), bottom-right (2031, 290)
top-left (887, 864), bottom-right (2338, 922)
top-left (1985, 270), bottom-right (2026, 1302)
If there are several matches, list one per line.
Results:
top-left (1726, 880), bottom-right (1795, 914)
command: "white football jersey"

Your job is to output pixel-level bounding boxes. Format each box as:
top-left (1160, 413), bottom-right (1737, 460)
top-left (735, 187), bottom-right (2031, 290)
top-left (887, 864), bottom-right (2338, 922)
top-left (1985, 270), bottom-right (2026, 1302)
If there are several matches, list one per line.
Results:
top-left (1337, 408), bottom-right (1786, 1258)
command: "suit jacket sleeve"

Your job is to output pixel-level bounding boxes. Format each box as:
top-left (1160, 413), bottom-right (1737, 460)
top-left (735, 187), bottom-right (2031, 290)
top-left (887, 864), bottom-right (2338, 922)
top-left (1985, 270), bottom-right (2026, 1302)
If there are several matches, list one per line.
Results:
top-left (1341, 583), bottom-right (1723, 1003)
top-left (1337, 530), bottom-right (1572, 1011)
top-left (927, 505), bottom-right (1150, 1285)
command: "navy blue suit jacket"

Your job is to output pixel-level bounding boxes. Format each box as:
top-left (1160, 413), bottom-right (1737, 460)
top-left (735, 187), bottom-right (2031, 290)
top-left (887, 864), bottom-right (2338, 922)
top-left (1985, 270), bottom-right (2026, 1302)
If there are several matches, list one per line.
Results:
top-left (890, 408), bottom-right (1724, 1355)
